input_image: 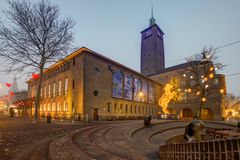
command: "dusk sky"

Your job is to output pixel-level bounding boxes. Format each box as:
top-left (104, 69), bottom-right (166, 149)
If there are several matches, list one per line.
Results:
top-left (0, 0), bottom-right (239, 96)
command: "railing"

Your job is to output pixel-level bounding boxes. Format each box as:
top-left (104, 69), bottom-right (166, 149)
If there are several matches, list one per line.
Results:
top-left (159, 138), bottom-right (240, 160)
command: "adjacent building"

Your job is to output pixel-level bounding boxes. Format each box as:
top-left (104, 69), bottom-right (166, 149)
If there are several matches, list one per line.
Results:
top-left (140, 13), bottom-right (226, 120)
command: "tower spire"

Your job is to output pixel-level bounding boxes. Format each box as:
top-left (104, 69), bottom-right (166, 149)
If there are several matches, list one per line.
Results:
top-left (10, 76), bottom-right (19, 93)
top-left (149, 4), bottom-right (156, 26)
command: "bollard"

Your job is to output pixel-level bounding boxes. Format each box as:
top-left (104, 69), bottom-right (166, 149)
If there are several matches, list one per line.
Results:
top-left (86, 114), bottom-right (89, 122)
top-left (47, 113), bottom-right (51, 123)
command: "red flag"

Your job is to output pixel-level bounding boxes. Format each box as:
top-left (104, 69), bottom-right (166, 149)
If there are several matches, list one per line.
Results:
top-left (32, 73), bottom-right (40, 79)
top-left (5, 83), bottom-right (11, 87)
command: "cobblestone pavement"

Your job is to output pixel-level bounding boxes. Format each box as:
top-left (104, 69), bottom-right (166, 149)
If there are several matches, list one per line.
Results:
top-left (50, 120), bottom-right (237, 160)
top-left (0, 116), bottom-right (106, 160)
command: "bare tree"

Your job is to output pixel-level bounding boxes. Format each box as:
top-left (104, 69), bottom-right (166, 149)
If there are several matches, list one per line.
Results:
top-left (0, 0), bottom-right (75, 121)
top-left (184, 47), bottom-right (224, 119)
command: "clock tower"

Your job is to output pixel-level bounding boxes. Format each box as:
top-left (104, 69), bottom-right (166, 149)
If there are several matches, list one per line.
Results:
top-left (140, 10), bottom-right (165, 76)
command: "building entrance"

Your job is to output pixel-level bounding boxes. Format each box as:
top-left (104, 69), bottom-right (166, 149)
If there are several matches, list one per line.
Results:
top-left (93, 108), bottom-right (98, 120)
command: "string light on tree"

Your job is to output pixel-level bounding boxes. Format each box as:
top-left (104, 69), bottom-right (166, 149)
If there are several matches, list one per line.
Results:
top-left (220, 89), bottom-right (224, 94)
top-left (201, 97), bottom-right (206, 102)
top-left (209, 73), bottom-right (214, 79)
top-left (196, 91), bottom-right (201, 95)
top-left (209, 67), bottom-right (214, 71)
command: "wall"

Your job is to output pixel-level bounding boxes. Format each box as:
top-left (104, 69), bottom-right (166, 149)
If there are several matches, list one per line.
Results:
top-left (83, 53), bottom-right (162, 121)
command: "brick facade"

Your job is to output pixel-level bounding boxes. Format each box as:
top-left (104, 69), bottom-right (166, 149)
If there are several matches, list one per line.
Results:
top-left (27, 47), bottom-right (162, 121)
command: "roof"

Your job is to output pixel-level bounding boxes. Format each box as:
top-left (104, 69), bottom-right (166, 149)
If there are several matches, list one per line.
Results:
top-left (27, 47), bottom-right (162, 85)
top-left (148, 61), bottom-right (200, 76)
top-left (141, 24), bottom-right (164, 34)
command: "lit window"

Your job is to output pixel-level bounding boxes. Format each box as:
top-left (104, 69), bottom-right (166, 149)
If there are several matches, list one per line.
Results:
top-left (43, 104), bottom-right (46, 111)
top-left (48, 84), bottom-right (51, 98)
top-left (48, 103), bottom-right (51, 112)
top-left (58, 80), bottom-right (62, 96)
top-left (63, 101), bottom-right (68, 112)
top-left (53, 83), bottom-right (56, 97)
top-left (57, 102), bottom-right (61, 112)
top-left (65, 78), bottom-right (68, 94)
top-left (52, 103), bottom-right (56, 112)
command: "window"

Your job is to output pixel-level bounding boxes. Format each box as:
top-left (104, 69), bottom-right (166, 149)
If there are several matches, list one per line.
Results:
top-left (107, 103), bottom-right (111, 113)
top-left (52, 103), bottom-right (56, 112)
top-left (53, 83), bottom-right (56, 97)
top-left (138, 106), bottom-right (141, 114)
top-left (48, 103), bottom-right (51, 112)
top-left (40, 104), bottom-right (42, 111)
top-left (48, 84), bottom-right (51, 98)
top-left (114, 103), bottom-right (117, 113)
top-left (63, 101), bottom-right (68, 112)
top-left (130, 105), bottom-right (132, 114)
top-left (44, 86), bottom-right (47, 98)
top-left (58, 80), bottom-right (62, 96)
top-left (73, 58), bottom-right (75, 66)
top-left (213, 78), bottom-right (219, 85)
top-left (43, 104), bottom-right (46, 111)
top-left (72, 80), bottom-right (75, 89)
top-left (65, 78), bottom-right (68, 94)
top-left (181, 81), bottom-right (186, 87)
top-left (57, 102), bottom-right (61, 112)
top-left (190, 80), bottom-right (195, 86)
top-left (120, 104), bottom-right (123, 113)
top-left (182, 93), bottom-right (187, 101)
top-left (135, 105), bottom-right (137, 114)
top-left (125, 104), bottom-right (128, 114)
top-left (72, 102), bottom-right (74, 112)
top-left (31, 87), bottom-right (35, 98)
top-left (40, 88), bottom-right (42, 98)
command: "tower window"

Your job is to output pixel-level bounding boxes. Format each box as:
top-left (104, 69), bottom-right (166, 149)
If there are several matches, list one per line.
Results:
top-left (72, 80), bottom-right (75, 89)
top-left (73, 58), bottom-right (75, 66)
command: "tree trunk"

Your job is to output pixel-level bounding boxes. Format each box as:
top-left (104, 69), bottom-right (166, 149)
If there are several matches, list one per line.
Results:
top-left (34, 67), bottom-right (44, 121)
top-left (198, 101), bottom-right (203, 119)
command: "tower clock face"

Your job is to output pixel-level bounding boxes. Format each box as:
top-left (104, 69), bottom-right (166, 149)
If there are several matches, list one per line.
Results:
top-left (145, 29), bottom-right (152, 37)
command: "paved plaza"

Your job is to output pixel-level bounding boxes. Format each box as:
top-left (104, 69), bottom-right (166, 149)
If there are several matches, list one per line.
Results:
top-left (0, 116), bottom-right (237, 160)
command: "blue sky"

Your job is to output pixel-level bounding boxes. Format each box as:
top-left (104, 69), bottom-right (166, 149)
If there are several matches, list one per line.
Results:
top-left (0, 0), bottom-right (240, 96)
